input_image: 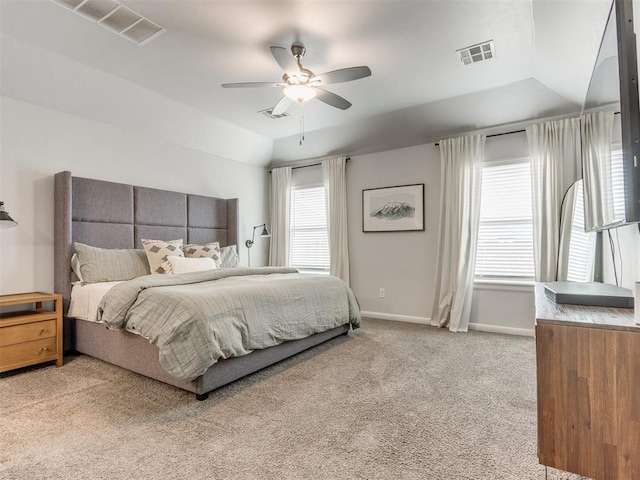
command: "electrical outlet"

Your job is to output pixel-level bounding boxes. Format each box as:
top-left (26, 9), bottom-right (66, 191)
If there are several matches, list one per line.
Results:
top-left (379, 288), bottom-right (385, 298)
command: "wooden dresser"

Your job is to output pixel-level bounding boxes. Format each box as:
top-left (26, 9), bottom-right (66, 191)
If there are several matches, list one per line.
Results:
top-left (0, 292), bottom-right (63, 373)
top-left (535, 284), bottom-right (640, 480)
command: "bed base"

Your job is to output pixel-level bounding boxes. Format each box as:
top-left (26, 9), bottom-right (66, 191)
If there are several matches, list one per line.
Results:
top-left (71, 319), bottom-right (350, 400)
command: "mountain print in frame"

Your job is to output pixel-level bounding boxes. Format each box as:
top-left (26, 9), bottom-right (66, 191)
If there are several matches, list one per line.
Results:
top-left (362, 184), bottom-right (424, 232)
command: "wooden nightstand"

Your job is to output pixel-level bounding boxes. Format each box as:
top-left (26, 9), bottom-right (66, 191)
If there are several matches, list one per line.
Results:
top-left (0, 292), bottom-right (63, 373)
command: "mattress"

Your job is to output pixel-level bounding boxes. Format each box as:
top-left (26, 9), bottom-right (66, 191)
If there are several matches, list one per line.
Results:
top-left (69, 281), bottom-right (143, 335)
top-left (69, 281), bottom-right (122, 322)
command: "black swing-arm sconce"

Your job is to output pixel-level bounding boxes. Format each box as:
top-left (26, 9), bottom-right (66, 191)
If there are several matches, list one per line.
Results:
top-left (246, 224), bottom-right (271, 267)
top-left (0, 201), bottom-right (18, 229)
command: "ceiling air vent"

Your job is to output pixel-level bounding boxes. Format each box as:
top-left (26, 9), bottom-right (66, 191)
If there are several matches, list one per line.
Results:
top-left (50, 0), bottom-right (165, 45)
top-left (258, 108), bottom-right (291, 120)
top-left (457, 40), bottom-right (495, 66)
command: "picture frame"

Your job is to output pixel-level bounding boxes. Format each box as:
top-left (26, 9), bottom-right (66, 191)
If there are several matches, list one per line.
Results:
top-left (362, 183), bottom-right (425, 232)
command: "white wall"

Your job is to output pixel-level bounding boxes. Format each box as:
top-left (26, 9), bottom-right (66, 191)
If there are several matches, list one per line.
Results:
top-left (1, 35), bottom-right (273, 166)
top-left (347, 144), bottom-right (439, 322)
top-left (347, 136), bottom-right (535, 335)
top-left (0, 97), bottom-right (270, 295)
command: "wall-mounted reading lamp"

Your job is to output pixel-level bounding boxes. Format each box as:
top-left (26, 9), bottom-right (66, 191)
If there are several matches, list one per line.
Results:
top-left (245, 223), bottom-right (271, 267)
top-left (0, 202), bottom-right (18, 229)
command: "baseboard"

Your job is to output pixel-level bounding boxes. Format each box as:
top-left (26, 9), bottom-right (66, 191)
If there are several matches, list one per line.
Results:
top-left (468, 322), bottom-right (535, 337)
top-left (361, 311), bottom-right (535, 337)
top-left (360, 311), bottom-right (431, 325)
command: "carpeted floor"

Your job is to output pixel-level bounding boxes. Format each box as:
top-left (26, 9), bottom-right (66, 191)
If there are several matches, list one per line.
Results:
top-left (1, 318), bottom-right (588, 480)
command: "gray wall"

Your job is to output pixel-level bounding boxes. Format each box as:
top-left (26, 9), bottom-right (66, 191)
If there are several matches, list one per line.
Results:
top-left (0, 97), bottom-right (270, 295)
top-left (348, 144), bottom-right (439, 321)
top-left (347, 136), bottom-right (535, 335)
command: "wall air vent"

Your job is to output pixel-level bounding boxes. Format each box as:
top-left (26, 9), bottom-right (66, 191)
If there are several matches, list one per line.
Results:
top-left (457, 40), bottom-right (495, 66)
top-left (258, 108), bottom-right (291, 120)
top-left (50, 0), bottom-right (165, 46)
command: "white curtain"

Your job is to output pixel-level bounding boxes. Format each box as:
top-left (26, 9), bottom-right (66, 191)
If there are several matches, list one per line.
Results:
top-left (431, 134), bottom-right (485, 333)
top-left (322, 156), bottom-right (350, 285)
top-left (527, 118), bottom-right (581, 282)
top-left (269, 166), bottom-right (291, 266)
top-left (582, 111), bottom-right (615, 231)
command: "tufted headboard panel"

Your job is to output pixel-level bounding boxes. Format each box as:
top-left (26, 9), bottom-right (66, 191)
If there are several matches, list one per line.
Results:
top-left (54, 171), bottom-right (239, 314)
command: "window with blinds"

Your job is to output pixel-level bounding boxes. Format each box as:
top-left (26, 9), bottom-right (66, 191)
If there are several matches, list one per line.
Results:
top-left (475, 158), bottom-right (535, 280)
top-left (566, 179), bottom-right (595, 282)
top-left (289, 185), bottom-right (330, 273)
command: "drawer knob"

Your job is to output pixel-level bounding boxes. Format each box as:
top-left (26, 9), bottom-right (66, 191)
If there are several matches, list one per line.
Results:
top-left (40, 329), bottom-right (49, 335)
top-left (41, 346), bottom-right (48, 352)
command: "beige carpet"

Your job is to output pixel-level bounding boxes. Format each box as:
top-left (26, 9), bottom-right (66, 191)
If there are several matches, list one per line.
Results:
top-left (1, 318), bottom-right (588, 480)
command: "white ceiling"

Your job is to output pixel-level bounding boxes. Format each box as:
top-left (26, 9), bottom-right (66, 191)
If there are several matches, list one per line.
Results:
top-left (1, 0), bottom-right (612, 160)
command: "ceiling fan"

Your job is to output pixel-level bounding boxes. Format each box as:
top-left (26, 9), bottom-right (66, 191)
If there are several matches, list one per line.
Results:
top-left (222, 44), bottom-right (372, 116)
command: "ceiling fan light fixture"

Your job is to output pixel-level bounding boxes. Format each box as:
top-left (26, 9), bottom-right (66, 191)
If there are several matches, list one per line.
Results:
top-left (283, 85), bottom-right (317, 103)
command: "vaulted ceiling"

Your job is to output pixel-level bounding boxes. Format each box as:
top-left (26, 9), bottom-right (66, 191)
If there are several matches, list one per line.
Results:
top-left (1, 0), bottom-right (612, 162)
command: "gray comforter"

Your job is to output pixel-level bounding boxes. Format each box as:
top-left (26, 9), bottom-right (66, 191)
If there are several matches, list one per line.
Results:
top-left (96, 267), bottom-right (360, 381)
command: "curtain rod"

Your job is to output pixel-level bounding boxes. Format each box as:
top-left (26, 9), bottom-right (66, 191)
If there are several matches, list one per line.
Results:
top-left (434, 129), bottom-right (525, 147)
top-left (269, 157), bottom-right (350, 173)
top-left (434, 111), bottom-right (622, 147)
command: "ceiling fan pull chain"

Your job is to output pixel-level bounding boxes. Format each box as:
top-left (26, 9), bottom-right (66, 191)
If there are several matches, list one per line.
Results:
top-left (299, 103), bottom-right (305, 146)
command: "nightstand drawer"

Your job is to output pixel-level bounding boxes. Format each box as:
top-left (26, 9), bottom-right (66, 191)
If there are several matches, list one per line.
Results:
top-left (0, 337), bottom-right (58, 372)
top-left (0, 320), bottom-right (57, 347)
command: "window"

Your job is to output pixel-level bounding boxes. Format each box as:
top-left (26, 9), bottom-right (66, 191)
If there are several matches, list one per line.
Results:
top-left (566, 180), bottom-right (595, 282)
top-left (289, 185), bottom-right (330, 274)
top-left (475, 158), bottom-right (535, 281)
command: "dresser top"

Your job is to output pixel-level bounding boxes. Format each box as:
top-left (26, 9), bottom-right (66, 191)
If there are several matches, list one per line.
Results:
top-left (535, 283), bottom-right (638, 332)
top-left (0, 292), bottom-right (59, 307)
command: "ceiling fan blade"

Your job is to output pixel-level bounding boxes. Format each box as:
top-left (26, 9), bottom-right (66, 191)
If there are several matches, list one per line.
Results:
top-left (271, 96), bottom-right (294, 116)
top-left (313, 66), bottom-right (371, 85)
top-left (270, 46), bottom-right (300, 78)
top-left (221, 82), bottom-right (282, 88)
top-left (314, 88), bottom-right (352, 110)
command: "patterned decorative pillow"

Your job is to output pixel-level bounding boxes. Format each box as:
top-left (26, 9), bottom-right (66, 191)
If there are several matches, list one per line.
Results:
top-left (220, 245), bottom-right (240, 268)
top-left (183, 242), bottom-right (222, 267)
top-left (74, 243), bottom-right (151, 283)
top-left (141, 239), bottom-right (184, 274)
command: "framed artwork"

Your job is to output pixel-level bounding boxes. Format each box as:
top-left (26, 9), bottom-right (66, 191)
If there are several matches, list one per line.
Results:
top-left (362, 183), bottom-right (424, 232)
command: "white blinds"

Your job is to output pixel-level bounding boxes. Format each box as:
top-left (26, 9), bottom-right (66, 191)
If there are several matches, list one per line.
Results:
top-left (289, 186), bottom-right (330, 272)
top-left (566, 180), bottom-right (595, 282)
top-left (475, 159), bottom-right (535, 279)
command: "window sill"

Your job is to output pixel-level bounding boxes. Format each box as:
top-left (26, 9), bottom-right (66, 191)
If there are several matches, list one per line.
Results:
top-left (474, 279), bottom-right (535, 293)
top-left (296, 269), bottom-right (330, 276)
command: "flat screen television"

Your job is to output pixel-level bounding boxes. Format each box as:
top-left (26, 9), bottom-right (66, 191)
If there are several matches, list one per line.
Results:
top-left (581, 0), bottom-right (640, 232)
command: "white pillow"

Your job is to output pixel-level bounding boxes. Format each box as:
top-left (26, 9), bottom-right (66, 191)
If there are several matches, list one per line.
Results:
top-left (167, 256), bottom-right (217, 274)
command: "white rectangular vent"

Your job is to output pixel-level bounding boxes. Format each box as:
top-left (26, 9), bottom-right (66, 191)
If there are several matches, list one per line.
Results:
top-left (259, 108), bottom-right (291, 120)
top-left (50, 0), bottom-right (165, 45)
top-left (457, 40), bottom-right (495, 66)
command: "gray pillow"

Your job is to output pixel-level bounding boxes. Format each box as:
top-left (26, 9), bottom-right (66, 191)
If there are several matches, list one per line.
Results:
top-left (74, 243), bottom-right (151, 283)
top-left (220, 245), bottom-right (240, 268)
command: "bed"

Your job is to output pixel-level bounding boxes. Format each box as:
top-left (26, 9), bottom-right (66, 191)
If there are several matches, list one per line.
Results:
top-left (54, 171), bottom-right (359, 400)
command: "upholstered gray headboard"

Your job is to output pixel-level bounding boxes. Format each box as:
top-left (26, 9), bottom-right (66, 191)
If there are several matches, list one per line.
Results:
top-left (54, 171), bottom-right (239, 314)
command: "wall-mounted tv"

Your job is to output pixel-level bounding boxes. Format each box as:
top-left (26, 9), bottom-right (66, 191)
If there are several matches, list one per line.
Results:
top-left (582, 0), bottom-right (640, 232)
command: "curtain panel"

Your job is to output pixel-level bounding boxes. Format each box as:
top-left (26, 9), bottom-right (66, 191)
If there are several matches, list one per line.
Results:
top-left (431, 134), bottom-right (485, 332)
top-left (268, 166), bottom-right (292, 266)
top-left (322, 156), bottom-right (350, 285)
top-left (582, 111), bottom-right (615, 231)
top-left (526, 118), bottom-right (581, 282)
